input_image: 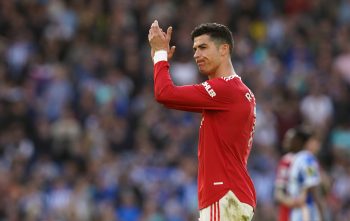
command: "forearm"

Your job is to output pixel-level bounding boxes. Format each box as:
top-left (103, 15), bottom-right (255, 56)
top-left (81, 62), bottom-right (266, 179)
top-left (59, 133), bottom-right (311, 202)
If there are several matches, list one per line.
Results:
top-left (153, 56), bottom-right (175, 103)
top-left (275, 187), bottom-right (306, 207)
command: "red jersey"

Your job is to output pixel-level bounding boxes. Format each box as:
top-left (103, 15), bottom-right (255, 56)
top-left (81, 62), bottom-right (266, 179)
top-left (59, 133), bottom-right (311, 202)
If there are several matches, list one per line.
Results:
top-left (275, 153), bottom-right (295, 221)
top-left (154, 61), bottom-right (257, 209)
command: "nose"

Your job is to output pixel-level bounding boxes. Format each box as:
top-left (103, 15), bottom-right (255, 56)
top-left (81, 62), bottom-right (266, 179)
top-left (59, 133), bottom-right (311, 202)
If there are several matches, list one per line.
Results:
top-left (193, 49), bottom-right (200, 59)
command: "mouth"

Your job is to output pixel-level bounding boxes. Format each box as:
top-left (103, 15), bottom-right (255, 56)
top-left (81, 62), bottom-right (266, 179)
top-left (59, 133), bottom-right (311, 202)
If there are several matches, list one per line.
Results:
top-left (196, 60), bottom-right (205, 67)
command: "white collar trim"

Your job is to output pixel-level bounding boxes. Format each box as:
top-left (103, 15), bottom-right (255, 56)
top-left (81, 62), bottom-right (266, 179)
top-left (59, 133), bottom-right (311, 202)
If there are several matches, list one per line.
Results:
top-left (222, 74), bottom-right (240, 81)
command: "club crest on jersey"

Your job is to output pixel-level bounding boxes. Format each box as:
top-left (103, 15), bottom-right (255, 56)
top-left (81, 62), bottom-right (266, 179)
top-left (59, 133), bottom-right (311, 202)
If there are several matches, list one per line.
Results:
top-left (202, 82), bottom-right (216, 98)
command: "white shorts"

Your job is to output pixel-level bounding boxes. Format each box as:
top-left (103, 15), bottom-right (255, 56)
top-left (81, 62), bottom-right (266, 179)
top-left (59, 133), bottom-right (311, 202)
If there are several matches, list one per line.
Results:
top-left (199, 191), bottom-right (254, 221)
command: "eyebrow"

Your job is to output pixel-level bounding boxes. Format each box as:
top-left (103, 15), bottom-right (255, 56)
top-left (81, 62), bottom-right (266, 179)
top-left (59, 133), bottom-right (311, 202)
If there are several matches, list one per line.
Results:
top-left (193, 43), bottom-right (207, 51)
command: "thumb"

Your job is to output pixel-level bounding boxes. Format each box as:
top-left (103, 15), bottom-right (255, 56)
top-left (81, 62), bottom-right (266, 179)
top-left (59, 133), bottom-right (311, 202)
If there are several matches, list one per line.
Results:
top-left (166, 26), bottom-right (173, 42)
top-left (168, 46), bottom-right (176, 60)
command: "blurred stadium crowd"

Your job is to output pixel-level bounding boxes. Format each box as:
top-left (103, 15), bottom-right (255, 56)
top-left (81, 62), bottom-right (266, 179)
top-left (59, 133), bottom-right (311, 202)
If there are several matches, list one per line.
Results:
top-left (0, 0), bottom-right (350, 220)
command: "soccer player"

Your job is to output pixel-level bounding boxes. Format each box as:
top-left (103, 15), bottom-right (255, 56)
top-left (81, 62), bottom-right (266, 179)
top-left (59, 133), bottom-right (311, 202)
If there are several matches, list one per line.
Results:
top-left (148, 21), bottom-right (256, 221)
top-left (275, 127), bottom-right (325, 221)
top-left (275, 127), bottom-right (311, 220)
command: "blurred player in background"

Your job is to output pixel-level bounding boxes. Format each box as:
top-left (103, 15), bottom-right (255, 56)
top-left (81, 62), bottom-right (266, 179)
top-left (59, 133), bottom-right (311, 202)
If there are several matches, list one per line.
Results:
top-left (275, 127), bottom-right (326, 221)
top-left (148, 21), bottom-right (256, 221)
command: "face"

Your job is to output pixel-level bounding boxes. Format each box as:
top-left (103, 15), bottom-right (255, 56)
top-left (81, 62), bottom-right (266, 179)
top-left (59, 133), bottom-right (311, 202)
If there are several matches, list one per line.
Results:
top-left (305, 137), bottom-right (321, 154)
top-left (193, 34), bottom-right (223, 76)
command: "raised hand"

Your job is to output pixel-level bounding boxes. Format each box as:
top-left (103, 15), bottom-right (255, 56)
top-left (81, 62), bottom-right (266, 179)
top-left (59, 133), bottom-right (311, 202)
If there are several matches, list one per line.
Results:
top-left (148, 20), bottom-right (176, 60)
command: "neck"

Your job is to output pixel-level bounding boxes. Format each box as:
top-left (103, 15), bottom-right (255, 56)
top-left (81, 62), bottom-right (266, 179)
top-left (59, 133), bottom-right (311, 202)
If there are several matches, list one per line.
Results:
top-left (208, 60), bottom-right (236, 79)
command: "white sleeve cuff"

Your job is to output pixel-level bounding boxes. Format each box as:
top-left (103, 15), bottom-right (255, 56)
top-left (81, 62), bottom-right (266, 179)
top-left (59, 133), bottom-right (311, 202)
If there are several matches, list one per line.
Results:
top-left (153, 50), bottom-right (168, 64)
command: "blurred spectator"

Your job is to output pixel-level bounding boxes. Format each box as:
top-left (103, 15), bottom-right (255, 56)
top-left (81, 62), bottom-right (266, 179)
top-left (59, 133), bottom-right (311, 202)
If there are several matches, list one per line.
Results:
top-left (300, 80), bottom-right (334, 135)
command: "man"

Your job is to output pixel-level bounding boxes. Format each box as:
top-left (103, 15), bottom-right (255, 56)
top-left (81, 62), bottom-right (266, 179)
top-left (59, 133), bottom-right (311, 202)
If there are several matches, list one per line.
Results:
top-left (275, 127), bottom-right (325, 221)
top-left (148, 21), bottom-right (256, 221)
top-left (275, 127), bottom-right (312, 220)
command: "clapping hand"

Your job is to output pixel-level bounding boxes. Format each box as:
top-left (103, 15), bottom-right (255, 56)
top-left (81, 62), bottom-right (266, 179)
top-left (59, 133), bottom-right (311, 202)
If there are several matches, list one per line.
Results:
top-left (148, 20), bottom-right (176, 61)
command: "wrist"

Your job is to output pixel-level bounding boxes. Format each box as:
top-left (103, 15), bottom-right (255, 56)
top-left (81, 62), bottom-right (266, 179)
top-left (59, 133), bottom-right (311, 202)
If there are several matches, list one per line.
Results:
top-left (153, 50), bottom-right (168, 64)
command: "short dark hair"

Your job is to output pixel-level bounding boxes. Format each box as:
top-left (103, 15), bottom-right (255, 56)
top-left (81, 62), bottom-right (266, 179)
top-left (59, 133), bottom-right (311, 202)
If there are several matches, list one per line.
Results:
top-left (191, 23), bottom-right (234, 54)
top-left (294, 126), bottom-right (312, 144)
top-left (287, 126), bottom-right (313, 152)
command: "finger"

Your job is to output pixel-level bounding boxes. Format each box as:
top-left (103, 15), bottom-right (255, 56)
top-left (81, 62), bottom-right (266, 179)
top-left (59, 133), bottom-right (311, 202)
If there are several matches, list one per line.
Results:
top-left (153, 28), bottom-right (166, 40)
top-left (161, 30), bottom-right (166, 38)
top-left (151, 20), bottom-right (158, 27)
top-left (166, 26), bottom-right (173, 42)
top-left (170, 46), bottom-right (176, 54)
top-left (148, 30), bottom-right (153, 39)
top-left (151, 23), bottom-right (163, 36)
top-left (168, 46), bottom-right (176, 59)
top-left (151, 20), bottom-right (161, 32)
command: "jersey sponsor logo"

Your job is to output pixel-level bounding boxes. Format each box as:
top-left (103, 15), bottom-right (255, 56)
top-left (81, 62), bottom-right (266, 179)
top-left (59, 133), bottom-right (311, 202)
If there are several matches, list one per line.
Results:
top-left (202, 82), bottom-right (216, 98)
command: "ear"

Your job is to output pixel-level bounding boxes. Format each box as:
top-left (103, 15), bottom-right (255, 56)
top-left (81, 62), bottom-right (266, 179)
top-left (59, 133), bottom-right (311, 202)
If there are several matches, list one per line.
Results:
top-left (219, 44), bottom-right (230, 56)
